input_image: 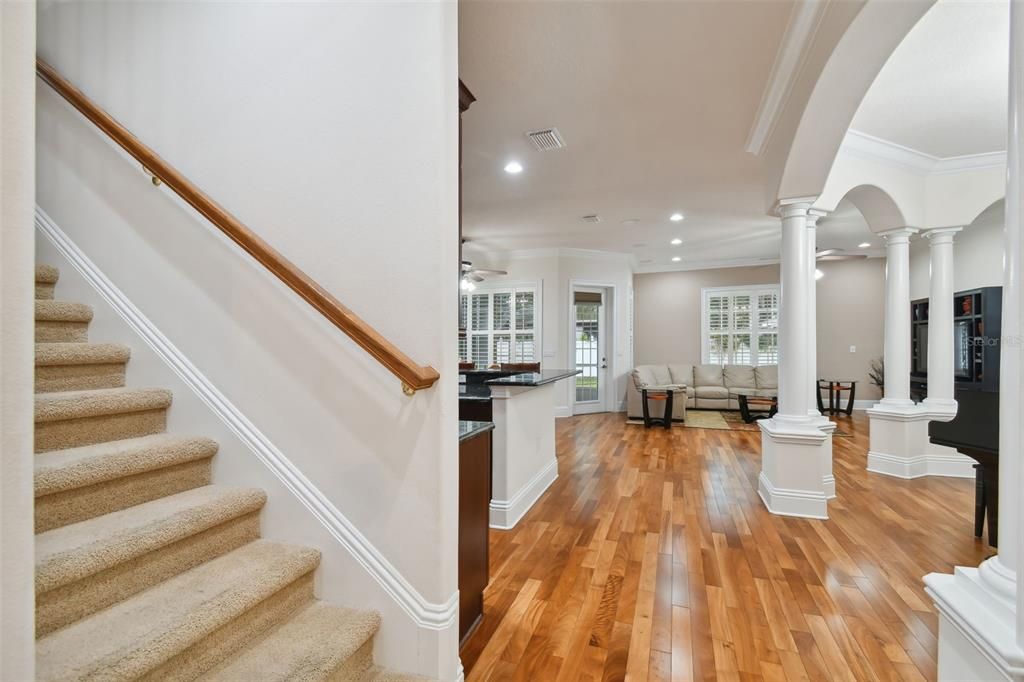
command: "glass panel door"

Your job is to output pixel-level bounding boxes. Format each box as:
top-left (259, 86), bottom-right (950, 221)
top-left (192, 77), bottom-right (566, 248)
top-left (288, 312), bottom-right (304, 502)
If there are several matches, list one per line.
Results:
top-left (573, 288), bottom-right (606, 414)
top-left (575, 301), bottom-right (600, 403)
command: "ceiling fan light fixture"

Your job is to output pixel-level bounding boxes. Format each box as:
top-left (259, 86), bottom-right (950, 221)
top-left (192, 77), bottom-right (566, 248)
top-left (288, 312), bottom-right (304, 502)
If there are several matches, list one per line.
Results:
top-left (815, 268), bottom-right (825, 280)
top-left (460, 278), bottom-right (476, 292)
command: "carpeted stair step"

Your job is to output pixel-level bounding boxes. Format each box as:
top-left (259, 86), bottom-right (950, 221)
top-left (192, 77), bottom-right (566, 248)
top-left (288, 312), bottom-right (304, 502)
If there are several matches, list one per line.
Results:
top-left (36, 300), bottom-right (93, 343)
top-left (36, 264), bottom-right (60, 300)
top-left (35, 342), bottom-right (131, 393)
top-left (35, 387), bottom-right (172, 453)
top-left (36, 540), bottom-right (321, 682)
top-left (205, 602), bottom-right (381, 681)
top-left (35, 433), bottom-right (218, 532)
top-left (35, 485), bottom-right (266, 636)
top-left (368, 669), bottom-right (433, 681)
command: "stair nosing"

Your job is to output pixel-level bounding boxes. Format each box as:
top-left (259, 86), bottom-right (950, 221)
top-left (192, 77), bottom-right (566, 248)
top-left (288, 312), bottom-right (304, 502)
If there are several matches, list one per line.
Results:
top-left (35, 387), bottom-right (172, 423)
top-left (207, 602), bottom-right (381, 680)
top-left (34, 433), bottom-right (218, 497)
top-left (35, 342), bottom-right (131, 367)
top-left (35, 485), bottom-right (267, 594)
top-left (35, 540), bottom-right (321, 682)
top-left (35, 300), bottom-right (93, 323)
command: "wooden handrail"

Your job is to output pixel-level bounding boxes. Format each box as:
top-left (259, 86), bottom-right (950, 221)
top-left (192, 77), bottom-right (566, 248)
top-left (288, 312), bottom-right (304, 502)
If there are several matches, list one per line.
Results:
top-left (36, 58), bottom-right (439, 395)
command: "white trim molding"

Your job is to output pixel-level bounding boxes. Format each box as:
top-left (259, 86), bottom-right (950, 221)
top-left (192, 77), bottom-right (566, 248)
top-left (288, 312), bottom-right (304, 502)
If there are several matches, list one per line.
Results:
top-left (35, 207), bottom-right (459, 634)
top-left (745, 1), bottom-right (830, 155)
top-left (842, 129), bottom-right (1007, 176)
top-left (865, 402), bottom-right (975, 479)
top-left (489, 459), bottom-right (558, 530)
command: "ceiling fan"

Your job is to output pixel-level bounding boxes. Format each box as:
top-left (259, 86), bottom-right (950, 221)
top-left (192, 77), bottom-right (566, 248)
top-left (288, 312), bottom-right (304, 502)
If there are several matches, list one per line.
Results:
top-left (815, 248), bottom-right (867, 262)
top-left (461, 260), bottom-right (507, 291)
top-left (760, 248), bottom-right (868, 263)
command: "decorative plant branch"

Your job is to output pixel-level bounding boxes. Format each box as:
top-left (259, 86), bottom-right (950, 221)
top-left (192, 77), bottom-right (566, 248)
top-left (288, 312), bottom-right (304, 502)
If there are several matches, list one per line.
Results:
top-left (868, 357), bottom-right (884, 391)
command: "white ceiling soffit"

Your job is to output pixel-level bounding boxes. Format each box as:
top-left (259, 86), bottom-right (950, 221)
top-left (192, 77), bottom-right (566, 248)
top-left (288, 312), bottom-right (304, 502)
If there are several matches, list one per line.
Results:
top-left (841, 129), bottom-right (1007, 175)
top-left (745, 0), bottom-right (831, 155)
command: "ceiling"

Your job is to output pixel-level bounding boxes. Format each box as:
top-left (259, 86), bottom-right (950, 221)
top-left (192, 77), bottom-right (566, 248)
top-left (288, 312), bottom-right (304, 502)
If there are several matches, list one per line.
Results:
top-left (460, 0), bottom-right (1002, 272)
top-left (850, 0), bottom-right (1008, 158)
top-left (459, 0), bottom-right (794, 270)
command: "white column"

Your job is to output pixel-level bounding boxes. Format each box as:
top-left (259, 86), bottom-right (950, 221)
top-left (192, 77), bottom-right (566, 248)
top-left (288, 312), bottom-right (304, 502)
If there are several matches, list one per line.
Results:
top-left (807, 210), bottom-right (836, 500)
top-left (924, 3), bottom-right (1024, 678)
top-left (867, 227), bottom-right (935, 480)
top-left (880, 227), bottom-right (918, 407)
top-left (777, 202), bottom-right (813, 420)
top-left (807, 210), bottom-right (824, 415)
top-left (922, 227), bottom-right (962, 414)
top-left (758, 199), bottom-right (830, 519)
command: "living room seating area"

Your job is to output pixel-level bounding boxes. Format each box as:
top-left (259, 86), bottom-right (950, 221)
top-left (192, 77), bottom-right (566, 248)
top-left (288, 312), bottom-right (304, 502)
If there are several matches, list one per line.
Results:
top-left (627, 363), bottom-right (779, 419)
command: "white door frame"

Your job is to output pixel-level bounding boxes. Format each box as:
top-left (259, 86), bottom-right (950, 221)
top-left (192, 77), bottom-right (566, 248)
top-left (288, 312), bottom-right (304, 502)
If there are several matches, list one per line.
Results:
top-left (568, 280), bottom-right (617, 415)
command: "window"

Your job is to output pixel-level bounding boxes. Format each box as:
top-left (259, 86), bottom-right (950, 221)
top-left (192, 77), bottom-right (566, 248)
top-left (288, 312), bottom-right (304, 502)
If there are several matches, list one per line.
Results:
top-left (702, 285), bottom-right (779, 365)
top-left (459, 286), bottom-right (538, 367)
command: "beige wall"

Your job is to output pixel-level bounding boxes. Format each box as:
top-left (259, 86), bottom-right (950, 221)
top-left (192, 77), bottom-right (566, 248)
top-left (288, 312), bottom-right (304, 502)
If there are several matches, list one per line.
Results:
top-left (634, 258), bottom-right (885, 401)
top-left (910, 200), bottom-right (1004, 300)
top-left (815, 258), bottom-right (885, 401)
top-left (1, 1), bottom-right (36, 678)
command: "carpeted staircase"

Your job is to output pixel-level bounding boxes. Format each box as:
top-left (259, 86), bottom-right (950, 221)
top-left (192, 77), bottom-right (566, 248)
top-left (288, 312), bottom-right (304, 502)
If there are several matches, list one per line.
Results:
top-left (33, 264), bottom-right (416, 681)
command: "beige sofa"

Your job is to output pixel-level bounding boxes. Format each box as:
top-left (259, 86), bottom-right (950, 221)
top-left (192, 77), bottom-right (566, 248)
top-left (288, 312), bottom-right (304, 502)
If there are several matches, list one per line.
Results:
top-left (627, 364), bottom-right (778, 420)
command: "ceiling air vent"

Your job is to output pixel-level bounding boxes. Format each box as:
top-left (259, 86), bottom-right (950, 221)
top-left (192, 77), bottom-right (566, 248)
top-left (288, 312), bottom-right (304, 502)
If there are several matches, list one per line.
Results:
top-left (526, 127), bottom-right (566, 152)
top-left (580, 214), bottom-right (601, 223)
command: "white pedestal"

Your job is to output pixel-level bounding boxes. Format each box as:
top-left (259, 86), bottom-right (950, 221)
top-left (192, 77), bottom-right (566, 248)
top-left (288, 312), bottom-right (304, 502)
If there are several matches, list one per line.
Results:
top-left (867, 402), bottom-right (974, 479)
top-left (758, 417), bottom-right (831, 519)
top-left (488, 383), bottom-right (559, 530)
top-left (926, 560), bottom-right (1024, 680)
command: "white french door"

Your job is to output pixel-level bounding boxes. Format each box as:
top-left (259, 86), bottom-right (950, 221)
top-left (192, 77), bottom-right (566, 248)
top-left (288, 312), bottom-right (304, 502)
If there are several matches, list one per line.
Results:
top-left (572, 288), bottom-right (607, 414)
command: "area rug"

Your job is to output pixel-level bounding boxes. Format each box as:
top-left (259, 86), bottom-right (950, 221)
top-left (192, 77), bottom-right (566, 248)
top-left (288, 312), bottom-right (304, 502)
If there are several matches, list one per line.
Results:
top-left (627, 410), bottom-right (851, 436)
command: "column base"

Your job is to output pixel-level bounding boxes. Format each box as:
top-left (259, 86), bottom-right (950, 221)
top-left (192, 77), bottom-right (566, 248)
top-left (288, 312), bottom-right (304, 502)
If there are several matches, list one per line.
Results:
top-left (925, 558), bottom-right (1023, 680)
top-left (758, 416), bottom-right (830, 519)
top-left (809, 413), bottom-right (837, 498)
top-left (866, 402), bottom-right (974, 479)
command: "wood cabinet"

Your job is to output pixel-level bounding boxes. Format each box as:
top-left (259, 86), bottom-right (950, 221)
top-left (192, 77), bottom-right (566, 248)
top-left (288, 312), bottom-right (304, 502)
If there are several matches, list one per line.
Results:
top-left (458, 426), bottom-right (491, 643)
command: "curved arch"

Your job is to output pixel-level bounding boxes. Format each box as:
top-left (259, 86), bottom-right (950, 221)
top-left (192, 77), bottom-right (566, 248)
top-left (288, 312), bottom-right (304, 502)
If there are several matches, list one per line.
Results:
top-left (774, 0), bottom-right (935, 202)
top-left (835, 184), bottom-right (908, 234)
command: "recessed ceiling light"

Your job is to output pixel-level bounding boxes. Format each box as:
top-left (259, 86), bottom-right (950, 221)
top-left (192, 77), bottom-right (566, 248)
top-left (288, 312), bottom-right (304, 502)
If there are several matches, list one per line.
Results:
top-left (504, 161), bottom-right (523, 174)
top-left (858, 242), bottom-right (871, 248)
top-left (815, 268), bottom-right (825, 280)
top-left (670, 212), bottom-right (684, 222)
top-left (671, 256), bottom-right (681, 262)
top-left (670, 238), bottom-right (682, 245)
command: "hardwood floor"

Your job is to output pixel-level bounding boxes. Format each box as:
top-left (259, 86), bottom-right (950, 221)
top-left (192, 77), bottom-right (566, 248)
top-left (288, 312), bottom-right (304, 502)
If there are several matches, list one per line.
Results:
top-left (460, 411), bottom-right (993, 681)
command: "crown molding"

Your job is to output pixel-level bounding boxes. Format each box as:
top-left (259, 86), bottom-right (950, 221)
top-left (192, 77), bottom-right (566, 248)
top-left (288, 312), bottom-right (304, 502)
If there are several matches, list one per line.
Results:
top-left (842, 130), bottom-right (1007, 176)
top-left (745, 0), bottom-right (830, 155)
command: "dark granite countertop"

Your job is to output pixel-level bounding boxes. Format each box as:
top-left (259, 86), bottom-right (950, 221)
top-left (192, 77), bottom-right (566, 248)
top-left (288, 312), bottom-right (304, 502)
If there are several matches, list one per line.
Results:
top-left (484, 369), bottom-right (582, 387)
top-left (459, 420), bottom-right (495, 442)
top-left (458, 383), bottom-right (493, 401)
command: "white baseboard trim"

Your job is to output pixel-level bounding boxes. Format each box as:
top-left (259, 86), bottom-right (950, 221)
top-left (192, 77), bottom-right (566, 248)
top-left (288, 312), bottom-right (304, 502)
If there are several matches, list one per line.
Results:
top-left (867, 450), bottom-right (975, 479)
top-left (757, 472), bottom-right (828, 520)
top-left (553, 406), bottom-right (571, 418)
top-left (36, 208), bottom-right (458, 634)
top-left (489, 458), bottom-right (558, 530)
top-left (852, 399), bottom-right (876, 410)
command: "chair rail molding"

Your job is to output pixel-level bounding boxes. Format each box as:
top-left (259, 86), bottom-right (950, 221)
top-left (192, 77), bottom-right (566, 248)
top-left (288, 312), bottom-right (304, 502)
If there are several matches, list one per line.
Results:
top-left (35, 206), bottom-right (458, 634)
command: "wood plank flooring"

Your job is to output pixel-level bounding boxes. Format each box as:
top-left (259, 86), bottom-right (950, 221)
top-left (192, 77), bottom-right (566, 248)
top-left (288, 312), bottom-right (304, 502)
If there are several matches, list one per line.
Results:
top-left (460, 411), bottom-right (993, 681)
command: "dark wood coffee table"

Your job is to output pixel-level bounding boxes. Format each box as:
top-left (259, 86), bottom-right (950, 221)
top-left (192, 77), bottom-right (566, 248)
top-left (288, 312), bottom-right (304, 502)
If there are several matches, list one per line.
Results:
top-left (730, 389), bottom-right (777, 423)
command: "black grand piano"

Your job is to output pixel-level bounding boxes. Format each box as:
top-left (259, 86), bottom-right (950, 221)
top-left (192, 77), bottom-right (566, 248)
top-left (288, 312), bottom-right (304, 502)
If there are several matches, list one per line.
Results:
top-left (916, 287), bottom-right (1001, 546)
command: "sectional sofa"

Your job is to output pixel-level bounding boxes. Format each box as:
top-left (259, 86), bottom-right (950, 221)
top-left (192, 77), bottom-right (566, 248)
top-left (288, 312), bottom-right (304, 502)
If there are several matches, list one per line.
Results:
top-left (627, 363), bottom-right (778, 421)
